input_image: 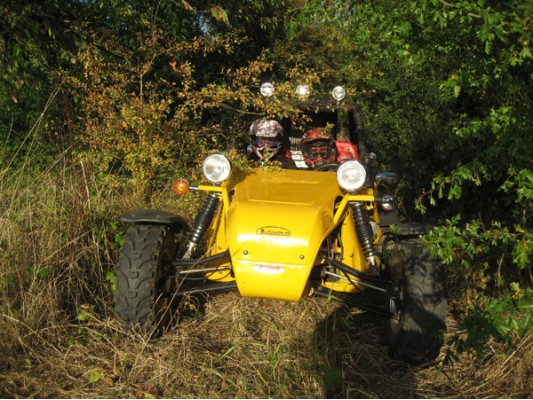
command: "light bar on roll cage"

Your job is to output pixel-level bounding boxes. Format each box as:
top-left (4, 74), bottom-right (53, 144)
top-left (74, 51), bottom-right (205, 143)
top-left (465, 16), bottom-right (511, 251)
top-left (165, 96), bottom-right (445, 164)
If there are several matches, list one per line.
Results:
top-left (295, 84), bottom-right (311, 99)
top-left (260, 82), bottom-right (275, 97)
top-left (331, 86), bottom-right (346, 102)
top-left (259, 82), bottom-right (348, 103)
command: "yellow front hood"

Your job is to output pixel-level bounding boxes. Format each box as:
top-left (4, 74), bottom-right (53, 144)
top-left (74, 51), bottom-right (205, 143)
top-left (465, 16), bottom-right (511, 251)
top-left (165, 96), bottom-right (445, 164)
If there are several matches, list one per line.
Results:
top-left (226, 168), bottom-right (343, 301)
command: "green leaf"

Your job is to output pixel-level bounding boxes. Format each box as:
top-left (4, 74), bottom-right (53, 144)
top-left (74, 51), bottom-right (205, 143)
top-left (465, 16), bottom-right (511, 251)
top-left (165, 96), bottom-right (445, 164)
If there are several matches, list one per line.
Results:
top-left (448, 183), bottom-right (462, 200)
top-left (89, 369), bottom-right (105, 383)
top-left (105, 269), bottom-right (116, 283)
top-left (211, 6), bottom-right (229, 25)
top-left (77, 311), bottom-right (90, 322)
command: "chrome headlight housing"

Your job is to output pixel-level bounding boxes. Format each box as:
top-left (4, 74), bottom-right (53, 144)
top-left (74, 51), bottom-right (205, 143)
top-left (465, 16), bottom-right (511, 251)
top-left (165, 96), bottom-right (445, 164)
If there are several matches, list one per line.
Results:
top-left (295, 84), bottom-right (310, 98)
top-left (260, 82), bottom-right (275, 97)
top-left (337, 160), bottom-right (367, 192)
top-left (331, 86), bottom-right (346, 102)
top-left (202, 154), bottom-right (232, 183)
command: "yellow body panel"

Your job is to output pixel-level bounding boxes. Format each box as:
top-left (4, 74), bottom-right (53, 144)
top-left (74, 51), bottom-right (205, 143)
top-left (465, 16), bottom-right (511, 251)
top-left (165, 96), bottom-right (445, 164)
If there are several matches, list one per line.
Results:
top-left (202, 168), bottom-right (378, 301)
top-left (226, 169), bottom-right (341, 300)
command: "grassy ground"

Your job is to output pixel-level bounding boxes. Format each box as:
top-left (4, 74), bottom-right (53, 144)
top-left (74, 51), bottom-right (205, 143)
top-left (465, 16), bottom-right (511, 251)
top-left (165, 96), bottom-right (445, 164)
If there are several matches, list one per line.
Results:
top-left (0, 292), bottom-right (531, 398)
top-left (1, 160), bottom-right (531, 399)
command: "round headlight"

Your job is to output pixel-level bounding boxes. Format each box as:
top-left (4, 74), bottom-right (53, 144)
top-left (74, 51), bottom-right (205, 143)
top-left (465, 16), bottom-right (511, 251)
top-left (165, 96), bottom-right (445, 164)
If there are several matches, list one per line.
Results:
top-left (260, 82), bottom-right (275, 97)
top-left (337, 160), bottom-right (367, 192)
top-left (295, 84), bottom-right (310, 98)
top-left (202, 154), bottom-right (231, 183)
top-left (331, 86), bottom-right (346, 102)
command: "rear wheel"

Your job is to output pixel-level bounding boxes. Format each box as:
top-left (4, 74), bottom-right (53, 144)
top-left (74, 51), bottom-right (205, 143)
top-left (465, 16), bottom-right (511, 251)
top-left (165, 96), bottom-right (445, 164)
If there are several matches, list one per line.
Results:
top-left (115, 224), bottom-right (180, 335)
top-left (384, 238), bottom-right (447, 366)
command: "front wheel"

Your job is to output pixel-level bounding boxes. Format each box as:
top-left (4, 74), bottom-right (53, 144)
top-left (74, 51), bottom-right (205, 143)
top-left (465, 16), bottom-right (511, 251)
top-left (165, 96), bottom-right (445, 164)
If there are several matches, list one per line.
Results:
top-left (384, 238), bottom-right (447, 366)
top-left (115, 224), bottom-right (179, 335)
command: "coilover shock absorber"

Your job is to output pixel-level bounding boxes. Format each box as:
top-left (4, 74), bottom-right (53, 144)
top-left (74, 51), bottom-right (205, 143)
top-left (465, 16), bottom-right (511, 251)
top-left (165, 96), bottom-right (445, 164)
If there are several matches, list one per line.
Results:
top-left (184, 193), bottom-right (220, 258)
top-left (350, 201), bottom-right (377, 269)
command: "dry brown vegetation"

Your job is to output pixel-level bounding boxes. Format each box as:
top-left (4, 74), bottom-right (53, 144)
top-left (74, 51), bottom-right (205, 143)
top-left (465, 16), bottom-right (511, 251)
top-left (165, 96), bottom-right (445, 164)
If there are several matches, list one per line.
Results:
top-left (1, 159), bottom-right (531, 399)
top-left (0, 293), bottom-right (531, 398)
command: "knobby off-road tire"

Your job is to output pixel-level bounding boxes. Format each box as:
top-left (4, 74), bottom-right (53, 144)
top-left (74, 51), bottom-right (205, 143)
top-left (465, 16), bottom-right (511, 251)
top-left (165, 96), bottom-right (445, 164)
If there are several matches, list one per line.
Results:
top-left (385, 238), bottom-right (447, 367)
top-left (115, 224), bottom-right (178, 335)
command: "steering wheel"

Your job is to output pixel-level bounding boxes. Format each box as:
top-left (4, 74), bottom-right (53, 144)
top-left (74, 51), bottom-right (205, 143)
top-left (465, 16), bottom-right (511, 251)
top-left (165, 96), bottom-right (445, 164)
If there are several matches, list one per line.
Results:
top-left (315, 162), bottom-right (341, 172)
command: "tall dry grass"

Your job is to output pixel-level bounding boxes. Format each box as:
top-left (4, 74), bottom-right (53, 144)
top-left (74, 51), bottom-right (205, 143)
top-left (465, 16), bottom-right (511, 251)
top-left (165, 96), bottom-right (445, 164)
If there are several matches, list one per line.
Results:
top-left (0, 154), bottom-right (105, 350)
top-left (1, 121), bottom-right (531, 398)
top-left (1, 286), bottom-right (531, 398)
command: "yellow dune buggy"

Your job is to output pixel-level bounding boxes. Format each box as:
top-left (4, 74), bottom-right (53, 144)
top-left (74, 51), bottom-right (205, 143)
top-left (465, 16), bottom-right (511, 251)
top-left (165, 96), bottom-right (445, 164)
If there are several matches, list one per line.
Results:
top-left (115, 84), bottom-right (447, 366)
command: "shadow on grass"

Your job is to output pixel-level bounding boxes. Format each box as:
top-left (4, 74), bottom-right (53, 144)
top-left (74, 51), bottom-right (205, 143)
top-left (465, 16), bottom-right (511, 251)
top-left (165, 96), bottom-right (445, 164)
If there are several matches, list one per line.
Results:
top-left (314, 304), bottom-right (417, 398)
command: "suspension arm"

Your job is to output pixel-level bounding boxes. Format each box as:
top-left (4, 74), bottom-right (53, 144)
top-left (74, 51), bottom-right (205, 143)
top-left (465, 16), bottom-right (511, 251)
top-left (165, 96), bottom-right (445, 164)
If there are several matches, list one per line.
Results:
top-left (173, 251), bottom-right (230, 267)
top-left (327, 258), bottom-right (391, 286)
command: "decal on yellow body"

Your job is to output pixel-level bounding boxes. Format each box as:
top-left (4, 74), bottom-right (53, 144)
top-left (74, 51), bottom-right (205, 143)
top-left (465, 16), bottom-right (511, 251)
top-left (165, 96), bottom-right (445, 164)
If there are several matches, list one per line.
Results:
top-left (256, 226), bottom-right (291, 237)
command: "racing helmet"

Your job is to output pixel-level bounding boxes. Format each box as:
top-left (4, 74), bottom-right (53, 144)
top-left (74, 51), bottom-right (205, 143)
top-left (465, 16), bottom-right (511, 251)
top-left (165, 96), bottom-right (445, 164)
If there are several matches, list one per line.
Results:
top-left (249, 118), bottom-right (284, 160)
top-left (301, 128), bottom-right (336, 168)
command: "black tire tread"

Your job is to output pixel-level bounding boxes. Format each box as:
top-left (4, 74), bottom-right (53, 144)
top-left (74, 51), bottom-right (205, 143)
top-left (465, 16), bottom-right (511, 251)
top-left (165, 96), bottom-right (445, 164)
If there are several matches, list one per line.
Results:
top-left (387, 239), bottom-right (447, 366)
top-left (114, 224), bottom-right (176, 327)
